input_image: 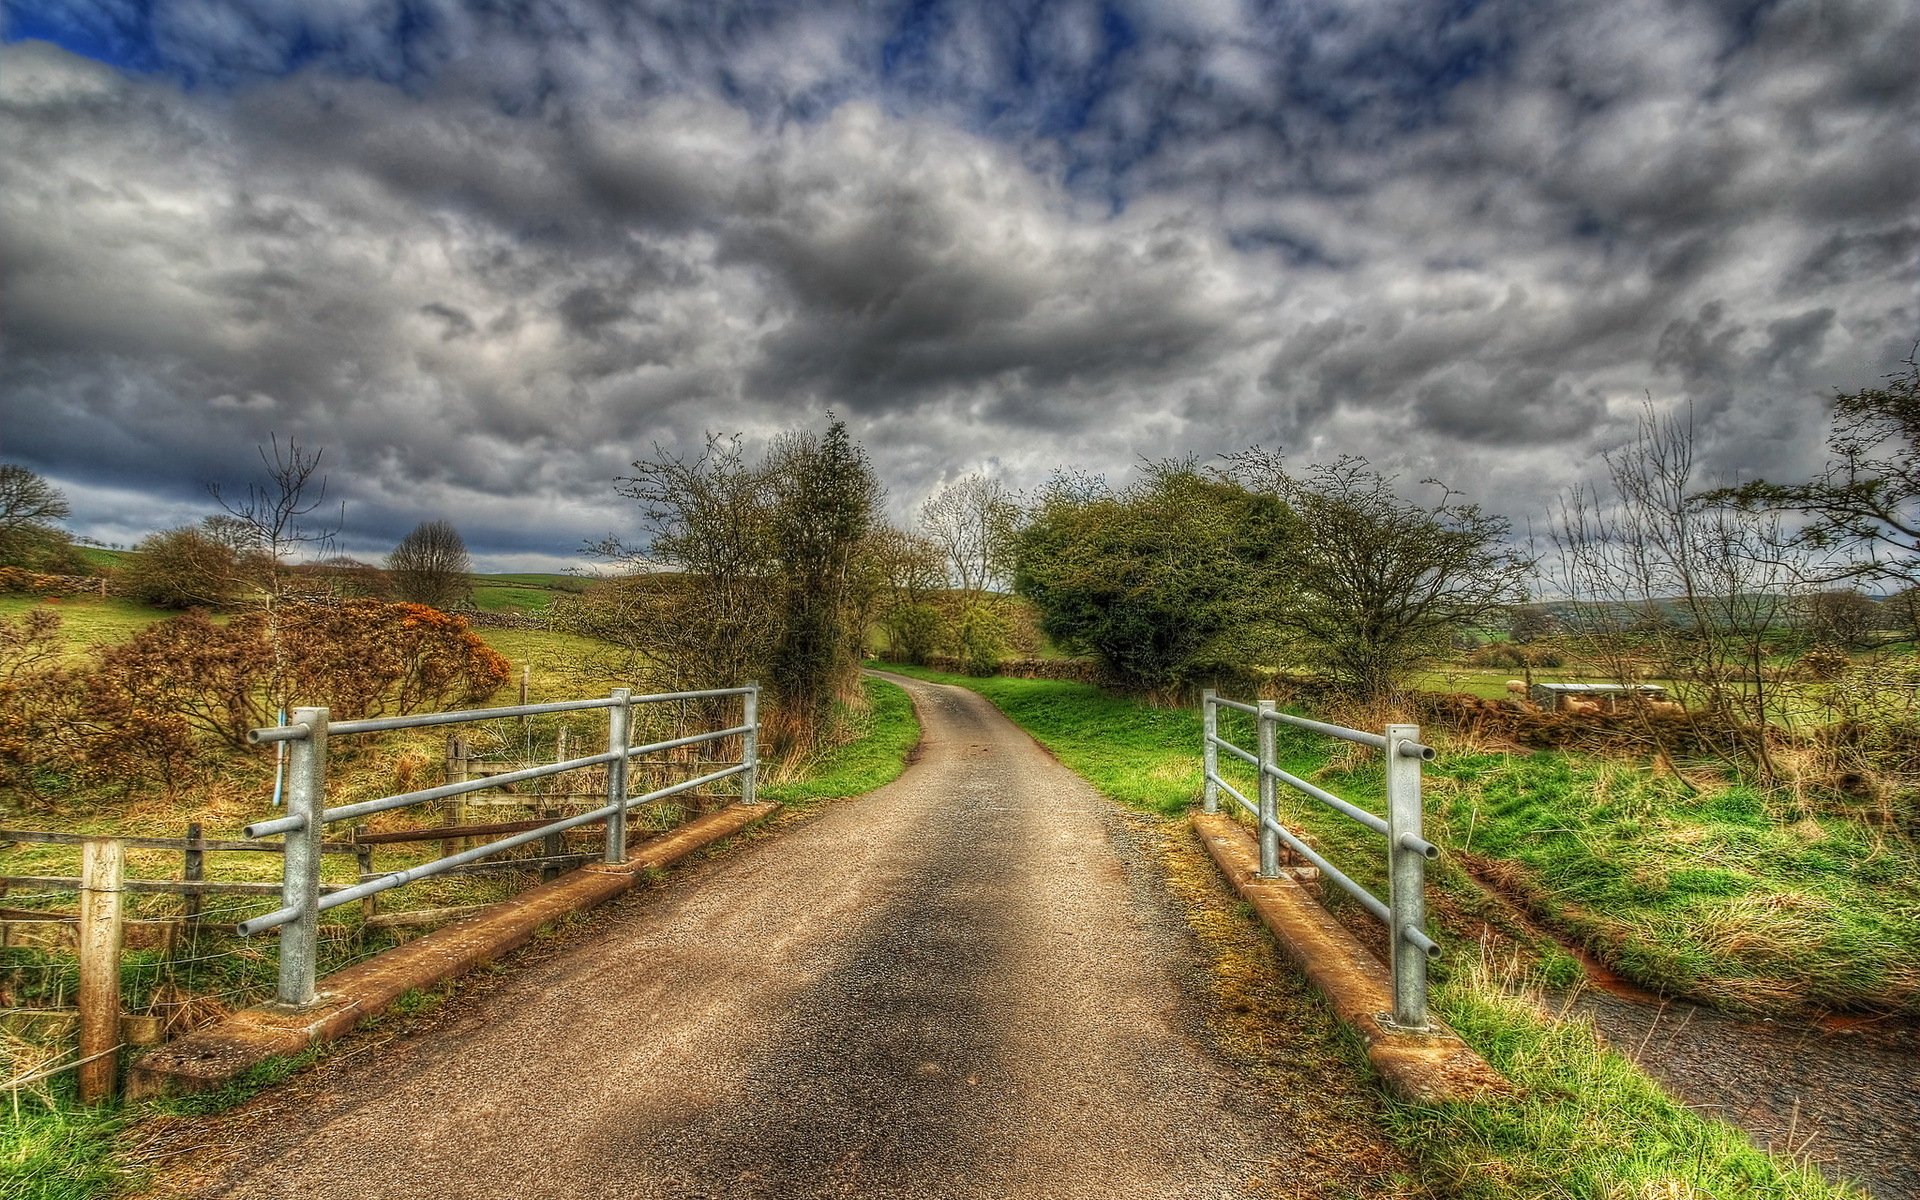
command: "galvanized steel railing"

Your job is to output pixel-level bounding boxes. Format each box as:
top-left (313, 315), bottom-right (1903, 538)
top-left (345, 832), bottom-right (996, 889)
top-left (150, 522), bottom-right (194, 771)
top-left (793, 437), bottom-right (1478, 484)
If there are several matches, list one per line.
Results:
top-left (1201, 690), bottom-right (1440, 1030)
top-left (240, 684), bottom-right (760, 1007)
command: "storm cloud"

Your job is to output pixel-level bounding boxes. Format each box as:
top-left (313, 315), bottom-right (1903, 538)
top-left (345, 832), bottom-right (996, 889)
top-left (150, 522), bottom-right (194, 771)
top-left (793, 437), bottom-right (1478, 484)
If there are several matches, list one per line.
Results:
top-left (1, 0), bottom-right (1916, 569)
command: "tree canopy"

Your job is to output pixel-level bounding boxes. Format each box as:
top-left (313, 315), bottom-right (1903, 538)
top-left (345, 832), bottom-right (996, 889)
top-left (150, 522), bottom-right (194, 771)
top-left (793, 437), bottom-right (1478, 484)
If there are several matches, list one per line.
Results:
top-left (388, 519), bottom-right (473, 609)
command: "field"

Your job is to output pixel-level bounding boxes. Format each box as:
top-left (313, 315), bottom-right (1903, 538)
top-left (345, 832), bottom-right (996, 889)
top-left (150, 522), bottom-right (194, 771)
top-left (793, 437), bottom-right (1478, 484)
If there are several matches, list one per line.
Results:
top-left (880, 664), bottom-right (1869, 1199)
top-left (466, 572), bottom-right (590, 614)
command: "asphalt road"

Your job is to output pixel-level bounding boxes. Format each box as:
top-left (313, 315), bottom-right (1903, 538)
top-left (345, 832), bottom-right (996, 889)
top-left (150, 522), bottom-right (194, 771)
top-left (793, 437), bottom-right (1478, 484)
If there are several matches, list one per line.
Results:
top-left (145, 674), bottom-right (1397, 1199)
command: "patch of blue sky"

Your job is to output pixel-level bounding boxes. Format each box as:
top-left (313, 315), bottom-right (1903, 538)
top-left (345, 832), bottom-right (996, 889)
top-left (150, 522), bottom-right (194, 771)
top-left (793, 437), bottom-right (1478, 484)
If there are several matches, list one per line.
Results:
top-left (3, 0), bottom-right (163, 73)
top-left (2, 0), bottom-right (446, 89)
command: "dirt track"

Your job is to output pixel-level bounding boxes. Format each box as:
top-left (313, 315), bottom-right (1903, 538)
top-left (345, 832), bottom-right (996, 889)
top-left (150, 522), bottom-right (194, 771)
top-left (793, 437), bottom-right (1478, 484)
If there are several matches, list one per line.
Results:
top-left (139, 673), bottom-right (1412, 1199)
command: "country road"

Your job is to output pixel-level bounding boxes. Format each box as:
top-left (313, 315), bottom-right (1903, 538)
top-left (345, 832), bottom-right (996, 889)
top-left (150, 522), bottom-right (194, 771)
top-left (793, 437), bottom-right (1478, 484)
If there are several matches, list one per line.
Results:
top-left (136, 673), bottom-right (1413, 1199)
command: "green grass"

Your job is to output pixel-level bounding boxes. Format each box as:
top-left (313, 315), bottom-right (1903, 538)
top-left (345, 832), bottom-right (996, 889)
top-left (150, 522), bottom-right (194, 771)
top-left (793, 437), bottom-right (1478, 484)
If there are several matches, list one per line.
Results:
top-left (1431, 752), bottom-right (1920, 1014)
top-left (1392, 957), bottom-right (1859, 1200)
top-left (889, 665), bottom-right (1871, 1200)
top-left (1, 1087), bottom-right (130, 1200)
top-left (0, 595), bottom-right (175, 657)
top-left (465, 573), bottom-right (590, 614)
top-left (762, 678), bottom-right (919, 805)
top-left (879, 666), bottom-right (1198, 814)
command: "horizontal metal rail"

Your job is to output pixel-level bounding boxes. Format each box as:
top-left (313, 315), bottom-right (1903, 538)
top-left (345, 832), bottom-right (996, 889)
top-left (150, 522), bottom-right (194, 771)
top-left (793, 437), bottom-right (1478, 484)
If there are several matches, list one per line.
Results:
top-left (1207, 734), bottom-right (1260, 768)
top-left (1201, 689), bottom-right (1439, 1029)
top-left (1266, 710), bottom-right (1386, 749)
top-left (242, 684), bottom-right (761, 1007)
top-left (246, 687), bottom-right (757, 744)
top-left (1209, 771), bottom-right (1255, 817)
top-left (244, 749), bottom-right (625, 838)
top-left (625, 724), bottom-right (753, 760)
top-left (1261, 761), bottom-right (1389, 837)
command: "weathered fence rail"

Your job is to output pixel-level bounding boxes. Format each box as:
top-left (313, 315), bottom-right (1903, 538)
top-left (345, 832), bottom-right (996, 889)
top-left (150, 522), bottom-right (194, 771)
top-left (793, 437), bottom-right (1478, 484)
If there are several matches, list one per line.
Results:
top-left (239, 684), bottom-right (760, 1007)
top-left (1201, 690), bottom-right (1440, 1030)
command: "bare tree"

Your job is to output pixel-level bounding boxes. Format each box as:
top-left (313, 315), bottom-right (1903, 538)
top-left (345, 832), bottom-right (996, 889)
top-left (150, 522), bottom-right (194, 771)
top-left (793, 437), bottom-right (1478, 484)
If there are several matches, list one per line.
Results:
top-left (0, 463), bottom-right (80, 570)
top-left (1552, 401), bottom-right (1808, 780)
top-left (387, 520), bottom-right (473, 608)
top-left (919, 473), bottom-right (1019, 666)
top-left (0, 464), bottom-right (70, 534)
top-left (206, 435), bottom-right (344, 710)
top-left (207, 435), bottom-right (342, 600)
top-left (919, 474), bottom-right (1017, 600)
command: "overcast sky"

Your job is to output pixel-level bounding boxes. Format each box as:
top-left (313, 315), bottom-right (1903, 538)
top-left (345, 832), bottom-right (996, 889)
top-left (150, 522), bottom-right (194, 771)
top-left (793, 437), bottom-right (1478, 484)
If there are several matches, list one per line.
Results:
top-left (2, 1), bottom-right (1916, 572)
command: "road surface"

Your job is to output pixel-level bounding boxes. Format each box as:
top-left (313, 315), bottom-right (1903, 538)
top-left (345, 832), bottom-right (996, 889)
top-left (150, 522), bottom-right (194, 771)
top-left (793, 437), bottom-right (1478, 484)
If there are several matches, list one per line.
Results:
top-left (142, 673), bottom-right (1409, 1199)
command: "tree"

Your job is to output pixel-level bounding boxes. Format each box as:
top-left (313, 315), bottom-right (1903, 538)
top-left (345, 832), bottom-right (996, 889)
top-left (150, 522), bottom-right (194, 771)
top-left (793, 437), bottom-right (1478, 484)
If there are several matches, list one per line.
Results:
top-left (763, 421), bottom-right (880, 733)
top-left (868, 524), bottom-right (946, 663)
top-left (1240, 452), bottom-right (1530, 702)
top-left (920, 474), bottom-right (1018, 598)
top-left (121, 526), bottom-right (248, 609)
top-left (208, 435), bottom-right (342, 602)
top-left (919, 473), bottom-right (1019, 668)
top-left (0, 463), bottom-right (83, 572)
top-left (1803, 590), bottom-right (1878, 650)
top-left (1708, 344), bottom-right (1920, 587)
top-left (387, 520), bottom-right (473, 608)
top-left (581, 420), bottom-right (881, 751)
top-left (1014, 461), bottom-right (1295, 693)
top-left (1552, 402), bottom-right (1807, 780)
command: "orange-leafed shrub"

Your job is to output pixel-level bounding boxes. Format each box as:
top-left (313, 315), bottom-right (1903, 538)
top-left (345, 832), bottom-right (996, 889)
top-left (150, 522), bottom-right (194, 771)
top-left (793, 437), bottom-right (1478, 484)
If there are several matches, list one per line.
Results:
top-left (0, 607), bottom-right (92, 800)
top-left (85, 602), bottom-right (514, 751)
top-left (274, 601), bottom-right (514, 720)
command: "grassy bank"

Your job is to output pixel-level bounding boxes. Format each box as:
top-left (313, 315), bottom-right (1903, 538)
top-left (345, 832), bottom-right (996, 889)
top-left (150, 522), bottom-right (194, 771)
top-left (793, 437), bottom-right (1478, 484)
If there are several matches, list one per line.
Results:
top-left (761, 678), bottom-right (920, 806)
top-left (882, 664), bottom-right (1868, 1200)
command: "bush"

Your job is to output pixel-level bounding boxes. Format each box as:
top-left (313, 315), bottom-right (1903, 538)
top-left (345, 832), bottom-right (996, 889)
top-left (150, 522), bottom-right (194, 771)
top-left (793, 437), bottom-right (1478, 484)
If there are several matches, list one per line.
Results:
top-left (84, 602), bottom-right (514, 752)
top-left (0, 608), bottom-right (89, 801)
top-left (1014, 461), bottom-right (1294, 692)
top-left (120, 527), bottom-right (248, 610)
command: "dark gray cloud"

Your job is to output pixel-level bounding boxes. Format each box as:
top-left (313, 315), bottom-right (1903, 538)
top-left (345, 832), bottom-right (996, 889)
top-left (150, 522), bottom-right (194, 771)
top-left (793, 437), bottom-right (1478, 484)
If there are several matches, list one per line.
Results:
top-left (1, 0), bottom-right (1917, 569)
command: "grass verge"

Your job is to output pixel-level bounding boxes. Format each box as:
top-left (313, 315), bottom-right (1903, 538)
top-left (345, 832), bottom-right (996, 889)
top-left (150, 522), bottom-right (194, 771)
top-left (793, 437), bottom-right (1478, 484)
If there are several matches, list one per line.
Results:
top-left (761, 678), bottom-right (919, 807)
top-left (884, 664), bottom-right (1867, 1200)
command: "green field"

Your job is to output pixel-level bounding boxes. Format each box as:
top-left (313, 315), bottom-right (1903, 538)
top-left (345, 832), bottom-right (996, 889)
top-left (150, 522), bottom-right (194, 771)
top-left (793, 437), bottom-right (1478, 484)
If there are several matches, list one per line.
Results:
top-left (467, 572), bottom-right (590, 614)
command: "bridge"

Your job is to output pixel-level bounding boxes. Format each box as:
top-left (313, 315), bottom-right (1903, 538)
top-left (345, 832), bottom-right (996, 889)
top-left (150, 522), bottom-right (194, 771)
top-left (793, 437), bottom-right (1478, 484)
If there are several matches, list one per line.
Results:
top-left (124, 674), bottom-right (1421, 1196)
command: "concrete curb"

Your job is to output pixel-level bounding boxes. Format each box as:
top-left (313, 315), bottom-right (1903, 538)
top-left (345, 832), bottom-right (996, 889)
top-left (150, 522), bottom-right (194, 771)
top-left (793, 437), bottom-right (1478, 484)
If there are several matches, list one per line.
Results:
top-left (1190, 811), bottom-right (1507, 1104)
top-left (127, 802), bottom-right (778, 1100)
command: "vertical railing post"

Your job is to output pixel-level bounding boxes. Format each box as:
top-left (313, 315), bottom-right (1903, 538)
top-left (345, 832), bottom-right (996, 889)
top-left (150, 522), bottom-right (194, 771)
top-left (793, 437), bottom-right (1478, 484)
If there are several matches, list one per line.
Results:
top-left (741, 683), bottom-right (760, 805)
top-left (1201, 689), bottom-right (1219, 814)
top-left (604, 688), bottom-right (631, 864)
top-left (1256, 700), bottom-right (1279, 877)
top-left (277, 706), bottom-right (328, 1008)
top-left (1386, 722), bottom-right (1430, 1030)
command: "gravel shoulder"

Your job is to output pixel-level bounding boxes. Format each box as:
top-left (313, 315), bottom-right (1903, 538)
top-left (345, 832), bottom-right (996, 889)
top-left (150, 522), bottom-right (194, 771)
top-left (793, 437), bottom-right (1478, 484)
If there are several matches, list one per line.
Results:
top-left (133, 674), bottom-right (1418, 1200)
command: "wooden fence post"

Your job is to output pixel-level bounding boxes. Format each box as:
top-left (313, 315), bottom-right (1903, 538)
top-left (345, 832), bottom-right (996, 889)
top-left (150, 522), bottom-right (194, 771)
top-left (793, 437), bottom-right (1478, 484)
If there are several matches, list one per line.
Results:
top-left (78, 838), bottom-right (125, 1104)
top-left (353, 827), bottom-right (377, 922)
top-left (443, 734), bottom-right (469, 859)
top-left (182, 821), bottom-right (204, 923)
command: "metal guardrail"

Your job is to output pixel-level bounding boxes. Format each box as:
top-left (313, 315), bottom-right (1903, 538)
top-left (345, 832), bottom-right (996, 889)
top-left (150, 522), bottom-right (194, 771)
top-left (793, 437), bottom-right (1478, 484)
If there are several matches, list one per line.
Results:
top-left (238, 684), bottom-right (760, 1007)
top-left (1201, 689), bottom-right (1439, 1030)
